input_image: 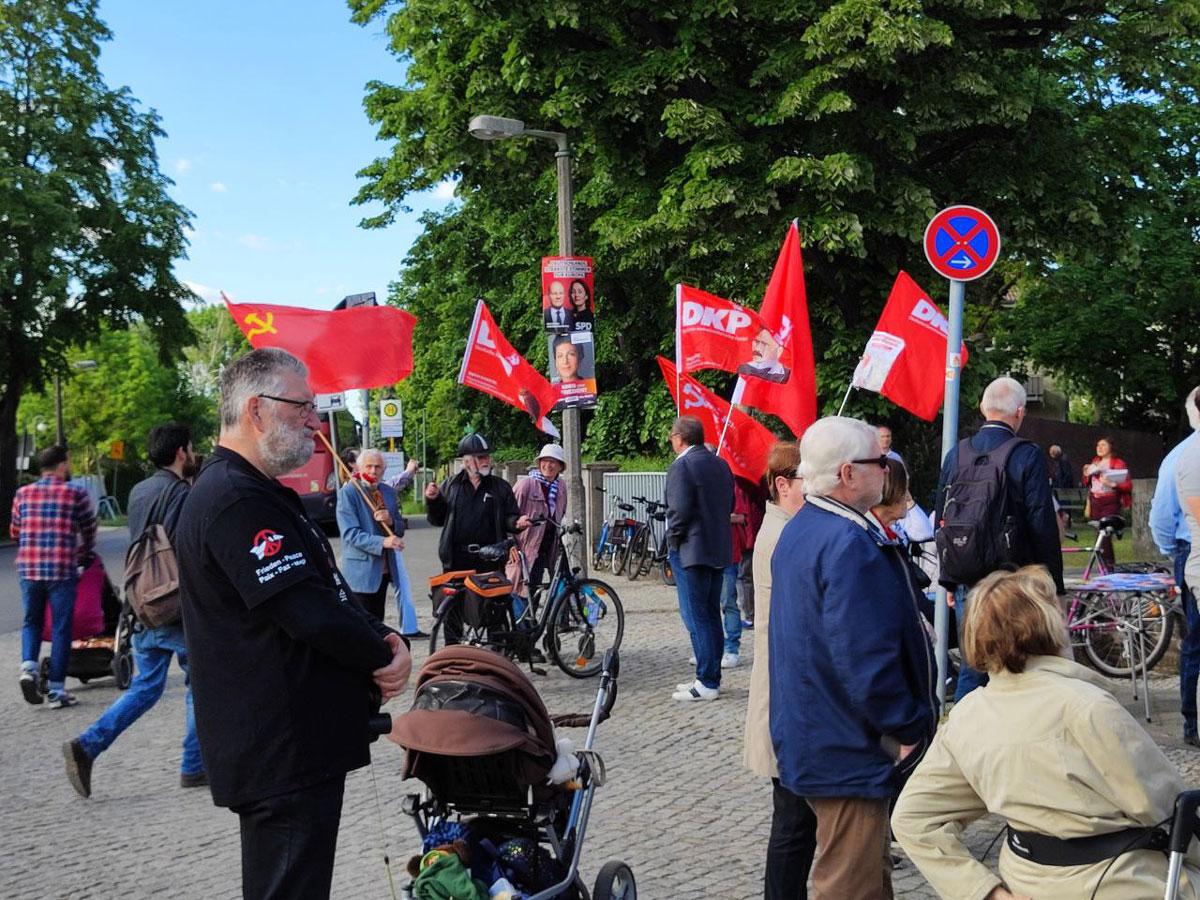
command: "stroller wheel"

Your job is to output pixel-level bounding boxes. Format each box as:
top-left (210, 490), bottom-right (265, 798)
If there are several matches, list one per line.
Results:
top-left (112, 651), bottom-right (133, 689)
top-left (593, 861), bottom-right (636, 900)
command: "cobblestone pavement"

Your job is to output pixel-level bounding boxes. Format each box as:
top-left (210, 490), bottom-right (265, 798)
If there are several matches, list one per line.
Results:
top-left (2, 521), bottom-right (1199, 899)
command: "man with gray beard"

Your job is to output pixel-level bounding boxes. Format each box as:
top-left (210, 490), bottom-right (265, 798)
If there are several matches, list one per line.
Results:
top-left (176, 348), bottom-right (412, 900)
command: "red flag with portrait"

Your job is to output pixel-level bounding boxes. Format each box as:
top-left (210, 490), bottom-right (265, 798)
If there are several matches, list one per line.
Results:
top-left (459, 300), bottom-right (560, 438)
top-left (851, 271), bottom-right (969, 421)
top-left (676, 284), bottom-right (764, 375)
top-left (657, 357), bottom-right (775, 483)
top-left (736, 222), bottom-right (818, 438)
top-left (224, 294), bottom-right (415, 392)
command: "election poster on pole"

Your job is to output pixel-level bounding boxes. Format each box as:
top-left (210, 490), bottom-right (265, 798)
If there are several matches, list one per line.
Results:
top-left (547, 330), bottom-right (598, 411)
top-left (542, 256), bottom-right (594, 333)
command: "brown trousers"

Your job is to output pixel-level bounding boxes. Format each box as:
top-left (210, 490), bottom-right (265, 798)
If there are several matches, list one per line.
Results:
top-left (805, 796), bottom-right (893, 900)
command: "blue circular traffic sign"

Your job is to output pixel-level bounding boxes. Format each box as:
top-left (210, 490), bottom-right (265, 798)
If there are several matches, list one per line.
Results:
top-left (923, 206), bottom-right (1000, 281)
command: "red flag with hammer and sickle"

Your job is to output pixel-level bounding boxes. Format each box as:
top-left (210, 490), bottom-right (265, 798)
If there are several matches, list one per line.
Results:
top-left (224, 294), bottom-right (416, 392)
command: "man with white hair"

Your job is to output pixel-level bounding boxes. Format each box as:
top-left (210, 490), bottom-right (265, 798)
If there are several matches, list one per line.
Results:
top-left (936, 376), bottom-right (1062, 700)
top-left (770, 416), bottom-right (936, 898)
top-left (176, 348), bottom-right (412, 900)
top-left (1157, 388), bottom-right (1200, 746)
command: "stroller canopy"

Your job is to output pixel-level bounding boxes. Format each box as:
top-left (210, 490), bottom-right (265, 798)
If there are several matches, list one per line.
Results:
top-left (391, 646), bottom-right (557, 787)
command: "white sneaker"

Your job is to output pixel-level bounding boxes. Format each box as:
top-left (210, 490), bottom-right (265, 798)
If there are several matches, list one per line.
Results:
top-left (688, 654), bottom-right (697, 665)
top-left (721, 652), bottom-right (741, 669)
top-left (672, 680), bottom-right (719, 702)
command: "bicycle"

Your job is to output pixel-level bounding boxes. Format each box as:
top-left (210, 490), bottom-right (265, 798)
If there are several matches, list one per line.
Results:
top-left (592, 487), bottom-right (638, 575)
top-left (429, 519), bottom-right (626, 678)
top-left (625, 496), bottom-right (675, 586)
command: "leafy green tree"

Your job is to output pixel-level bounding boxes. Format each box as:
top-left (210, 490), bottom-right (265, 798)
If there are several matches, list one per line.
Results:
top-left (352, 0), bottom-right (1198, 473)
top-left (0, 0), bottom-right (193, 529)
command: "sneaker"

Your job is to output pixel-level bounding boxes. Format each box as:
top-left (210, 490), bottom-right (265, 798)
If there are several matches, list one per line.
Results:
top-left (1185, 725), bottom-right (1200, 749)
top-left (19, 669), bottom-right (42, 705)
top-left (63, 739), bottom-right (93, 798)
top-left (180, 771), bottom-right (209, 789)
top-left (721, 652), bottom-right (741, 669)
top-left (672, 680), bottom-right (719, 702)
top-left (741, 619), bottom-right (754, 629)
top-left (688, 654), bottom-right (697, 665)
top-left (46, 690), bottom-right (78, 709)
top-left (400, 630), bottom-right (429, 639)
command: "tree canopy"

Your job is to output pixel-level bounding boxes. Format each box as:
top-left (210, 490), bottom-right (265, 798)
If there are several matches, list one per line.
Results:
top-left (352, 0), bottom-right (1200, 469)
top-left (0, 0), bottom-right (194, 528)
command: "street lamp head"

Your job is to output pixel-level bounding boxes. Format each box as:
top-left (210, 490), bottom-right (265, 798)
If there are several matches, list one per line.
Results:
top-left (73, 360), bottom-right (98, 370)
top-left (468, 115), bottom-right (526, 141)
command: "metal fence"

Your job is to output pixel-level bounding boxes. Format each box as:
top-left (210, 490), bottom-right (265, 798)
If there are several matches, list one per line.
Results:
top-left (600, 471), bottom-right (667, 521)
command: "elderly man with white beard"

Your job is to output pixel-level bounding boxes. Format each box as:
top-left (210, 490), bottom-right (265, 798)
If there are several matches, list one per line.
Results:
top-left (175, 348), bottom-right (412, 900)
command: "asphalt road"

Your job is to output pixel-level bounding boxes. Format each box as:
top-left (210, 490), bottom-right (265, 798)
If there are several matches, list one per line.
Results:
top-left (0, 526), bottom-right (131, 635)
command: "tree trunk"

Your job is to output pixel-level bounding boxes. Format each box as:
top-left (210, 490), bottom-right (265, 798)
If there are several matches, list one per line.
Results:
top-left (0, 376), bottom-right (24, 536)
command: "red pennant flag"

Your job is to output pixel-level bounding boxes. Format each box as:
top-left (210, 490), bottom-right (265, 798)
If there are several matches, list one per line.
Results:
top-left (737, 222), bottom-right (818, 438)
top-left (224, 295), bottom-right (416, 393)
top-left (676, 284), bottom-right (764, 375)
top-left (657, 356), bottom-right (776, 483)
top-left (459, 301), bottom-right (560, 438)
top-left (851, 272), bottom-right (969, 421)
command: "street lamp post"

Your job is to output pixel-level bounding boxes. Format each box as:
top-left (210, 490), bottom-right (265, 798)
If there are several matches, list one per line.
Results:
top-left (468, 115), bottom-right (586, 573)
top-left (54, 359), bottom-right (98, 446)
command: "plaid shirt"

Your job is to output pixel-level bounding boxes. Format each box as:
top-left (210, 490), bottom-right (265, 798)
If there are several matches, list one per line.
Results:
top-left (9, 476), bottom-right (97, 581)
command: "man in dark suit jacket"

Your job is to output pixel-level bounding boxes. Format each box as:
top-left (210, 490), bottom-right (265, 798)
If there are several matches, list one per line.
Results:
top-left (665, 415), bottom-right (734, 701)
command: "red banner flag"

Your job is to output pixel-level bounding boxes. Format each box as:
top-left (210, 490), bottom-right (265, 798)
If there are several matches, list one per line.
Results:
top-left (224, 295), bottom-right (416, 393)
top-left (676, 284), bottom-right (764, 375)
top-left (737, 222), bottom-right (818, 438)
top-left (851, 271), bottom-right (969, 421)
top-left (657, 356), bottom-right (776, 483)
top-left (459, 300), bottom-right (560, 438)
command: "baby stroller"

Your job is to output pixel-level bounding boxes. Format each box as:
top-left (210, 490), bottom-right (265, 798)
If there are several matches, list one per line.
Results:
top-left (391, 644), bottom-right (634, 899)
top-left (38, 555), bottom-right (135, 695)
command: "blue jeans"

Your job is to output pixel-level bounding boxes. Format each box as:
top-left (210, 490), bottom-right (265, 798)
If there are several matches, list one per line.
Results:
top-left (1176, 541), bottom-right (1200, 729)
top-left (953, 585), bottom-right (989, 701)
top-left (721, 564), bottom-right (742, 655)
top-left (78, 624), bottom-right (203, 776)
top-left (21, 577), bottom-right (76, 689)
top-left (670, 550), bottom-right (724, 690)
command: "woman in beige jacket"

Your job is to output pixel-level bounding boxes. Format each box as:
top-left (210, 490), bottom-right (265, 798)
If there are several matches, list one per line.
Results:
top-left (893, 566), bottom-right (1200, 900)
top-left (741, 441), bottom-right (809, 899)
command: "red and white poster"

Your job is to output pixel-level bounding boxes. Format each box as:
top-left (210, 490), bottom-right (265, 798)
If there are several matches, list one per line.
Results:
top-left (657, 357), bottom-right (776, 483)
top-left (851, 271), bottom-right (969, 421)
top-left (676, 284), bottom-right (764, 375)
top-left (548, 331), bottom-right (598, 411)
top-left (458, 300), bottom-right (560, 437)
top-left (735, 222), bottom-right (818, 438)
top-left (542, 256), bottom-right (594, 333)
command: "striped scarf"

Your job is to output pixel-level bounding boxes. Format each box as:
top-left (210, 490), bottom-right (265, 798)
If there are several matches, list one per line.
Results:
top-left (532, 471), bottom-right (561, 517)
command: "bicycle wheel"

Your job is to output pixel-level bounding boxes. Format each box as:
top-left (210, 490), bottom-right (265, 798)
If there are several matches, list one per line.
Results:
top-left (592, 529), bottom-right (609, 570)
top-left (611, 528), bottom-right (630, 575)
top-left (1081, 591), bottom-right (1174, 677)
top-left (626, 527), bottom-right (649, 581)
top-left (547, 579), bottom-right (625, 678)
top-left (660, 552), bottom-right (675, 586)
top-left (429, 602), bottom-right (508, 655)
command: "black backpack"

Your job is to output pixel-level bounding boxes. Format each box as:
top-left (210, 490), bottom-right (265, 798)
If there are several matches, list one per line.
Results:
top-left (936, 435), bottom-right (1028, 587)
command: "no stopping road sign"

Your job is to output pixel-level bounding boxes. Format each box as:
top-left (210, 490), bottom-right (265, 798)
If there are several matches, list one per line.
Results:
top-left (923, 206), bottom-right (1000, 281)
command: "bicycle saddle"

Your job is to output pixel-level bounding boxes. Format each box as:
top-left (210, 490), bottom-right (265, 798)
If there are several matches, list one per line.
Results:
top-left (469, 538), bottom-right (515, 562)
top-left (617, 502), bottom-right (634, 512)
top-left (1097, 514), bottom-right (1126, 534)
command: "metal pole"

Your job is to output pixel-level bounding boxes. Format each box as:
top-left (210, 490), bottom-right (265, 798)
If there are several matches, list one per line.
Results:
top-left (54, 374), bottom-right (65, 446)
top-left (555, 142), bottom-right (586, 575)
top-left (933, 279), bottom-right (965, 708)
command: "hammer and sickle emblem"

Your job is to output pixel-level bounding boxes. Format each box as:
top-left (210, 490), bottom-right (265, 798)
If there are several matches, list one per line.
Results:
top-left (244, 312), bottom-right (277, 339)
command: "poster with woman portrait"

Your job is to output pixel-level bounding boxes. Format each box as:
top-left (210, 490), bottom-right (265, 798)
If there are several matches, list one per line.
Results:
top-left (548, 330), bottom-right (598, 410)
top-left (542, 256), bottom-right (595, 333)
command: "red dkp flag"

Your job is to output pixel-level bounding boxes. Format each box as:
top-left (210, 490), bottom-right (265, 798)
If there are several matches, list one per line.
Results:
top-left (225, 294), bottom-right (416, 392)
top-left (657, 357), bottom-right (775, 483)
top-left (459, 300), bottom-right (560, 438)
top-left (676, 284), bottom-right (764, 375)
top-left (851, 271), bottom-right (969, 421)
top-left (736, 221), bottom-right (818, 438)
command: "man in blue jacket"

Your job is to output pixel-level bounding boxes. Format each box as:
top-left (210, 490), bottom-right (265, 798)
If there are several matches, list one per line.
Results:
top-left (936, 376), bottom-right (1063, 699)
top-left (665, 416), bottom-right (734, 701)
top-left (770, 416), bottom-right (936, 898)
top-left (1150, 388), bottom-right (1200, 746)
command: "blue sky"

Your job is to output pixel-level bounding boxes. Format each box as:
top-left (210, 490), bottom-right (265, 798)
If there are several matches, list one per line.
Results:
top-left (98, 0), bottom-right (453, 310)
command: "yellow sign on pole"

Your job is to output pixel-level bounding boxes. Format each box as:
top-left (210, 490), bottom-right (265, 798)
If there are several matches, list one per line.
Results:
top-left (109, 440), bottom-right (125, 460)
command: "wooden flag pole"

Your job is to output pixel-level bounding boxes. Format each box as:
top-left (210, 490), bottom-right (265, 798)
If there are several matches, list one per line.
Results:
top-left (315, 430), bottom-right (396, 538)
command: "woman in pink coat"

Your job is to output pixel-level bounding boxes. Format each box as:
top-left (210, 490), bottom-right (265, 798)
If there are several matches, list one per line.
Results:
top-left (509, 444), bottom-right (568, 601)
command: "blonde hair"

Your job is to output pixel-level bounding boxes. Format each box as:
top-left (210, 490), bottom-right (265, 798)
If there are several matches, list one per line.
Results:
top-left (962, 566), bottom-right (1066, 674)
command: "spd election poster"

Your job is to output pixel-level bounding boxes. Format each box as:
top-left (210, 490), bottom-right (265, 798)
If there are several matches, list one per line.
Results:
top-left (542, 256), bottom-right (595, 334)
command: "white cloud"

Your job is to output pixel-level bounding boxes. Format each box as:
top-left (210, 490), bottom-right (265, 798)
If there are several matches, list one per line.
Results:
top-left (174, 158), bottom-right (193, 174)
top-left (102, 158), bottom-right (121, 174)
top-left (183, 280), bottom-right (223, 305)
top-left (432, 178), bottom-right (458, 200)
top-left (210, 181), bottom-right (227, 193)
top-left (239, 233), bottom-right (271, 251)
